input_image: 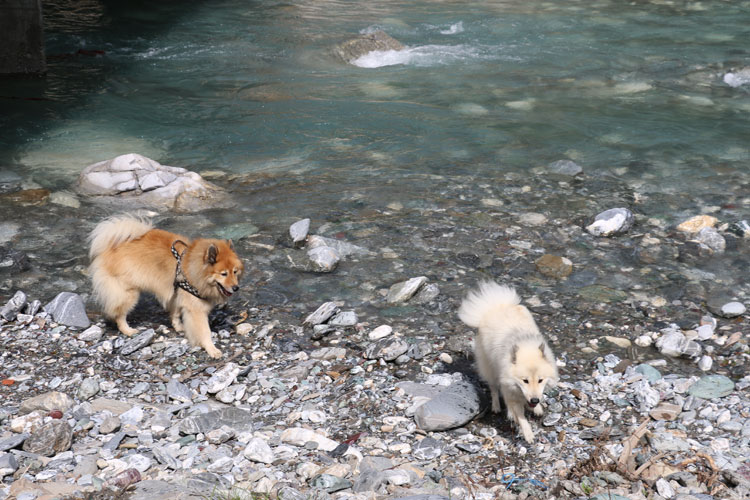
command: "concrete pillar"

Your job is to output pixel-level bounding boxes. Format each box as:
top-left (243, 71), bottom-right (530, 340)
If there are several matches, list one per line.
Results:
top-left (0, 0), bottom-right (45, 75)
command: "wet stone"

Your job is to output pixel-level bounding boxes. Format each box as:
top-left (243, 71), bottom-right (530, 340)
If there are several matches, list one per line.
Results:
top-left (368, 325), bottom-right (392, 340)
top-left (413, 437), bottom-right (443, 460)
top-left (719, 301), bottom-right (746, 318)
top-left (535, 254), bottom-right (573, 278)
top-left (547, 159), bottom-right (583, 176)
top-left (386, 276), bottom-right (428, 304)
top-left (22, 420), bottom-right (73, 456)
top-left (676, 215), bottom-right (717, 233)
top-left (329, 310), bottom-right (358, 327)
top-left (43, 291), bottom-right (90, 328)
top-left (586, 207), bottom-right (634, 237)
top-left (412, 282), bottom-right (441, 304)
top-left (727, 220), bottom-right (750, 238)
top-left (693, 227), bottom-right (725, 253)
top-left (120, 328), bottom-right (155, 355)
top-left (688, 375), bottom-right (735, 399)
top-left (290, 218), bottom-right (311, 246)
top-left (307, 246), bottom-right (340, 272)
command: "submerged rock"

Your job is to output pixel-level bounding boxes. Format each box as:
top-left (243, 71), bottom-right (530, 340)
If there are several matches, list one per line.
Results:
top-left (586, 208), bottom-right (634, 237)
top-left (333, 30), bottom-right (404, 64)
top-left (547, 159), bottom-right (583, 176)
top-left (290, 218), bottom-right (311, 246)
top-left (77, 153), bottom-right (231, 212)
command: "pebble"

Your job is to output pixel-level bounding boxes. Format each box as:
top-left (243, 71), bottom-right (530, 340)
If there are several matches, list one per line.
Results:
top-left (120, 328), bottom-right (155, 355)
top-left (304, 302), bottom-right (339, 325)
top-left (535, 254), bottom-right (573, 278)
top-left (676, 215), bottom-right (717, 233)
top-left (720, 301), bottom-right (746, 318)
top-left (307, 246), bottom-right (340, 272)
top-left (368, 325), bottom-right (393, 340)
top-left (243, 438), bottom-right (275, 464)
top-left (289, 218), bottom-right (311, 246)
top-left (205, 362), bottom-right (241, 393)
top-left (0, 290), bottom-right (27, 321)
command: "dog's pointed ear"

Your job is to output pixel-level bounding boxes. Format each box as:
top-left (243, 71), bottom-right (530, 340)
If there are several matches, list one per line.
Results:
top-left (511, 344), bottom-right (518, 364)
top-left (205, 244), bottom-right (218, 264)
top-left (226, 239), bottom-right (234, 250)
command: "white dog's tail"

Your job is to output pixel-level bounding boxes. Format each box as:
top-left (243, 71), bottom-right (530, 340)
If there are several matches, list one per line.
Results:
top-left (88, 213), bottom-right (153, 260)
top-left (458, 281), bottom-right (521, 328)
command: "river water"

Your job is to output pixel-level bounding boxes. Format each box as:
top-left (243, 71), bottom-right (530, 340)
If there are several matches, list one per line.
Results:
top-left (0, 0), bottom-right (748, 342)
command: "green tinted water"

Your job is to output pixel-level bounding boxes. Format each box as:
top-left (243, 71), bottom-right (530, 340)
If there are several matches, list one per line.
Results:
top-left (1, 0), bottom-right (749, 197)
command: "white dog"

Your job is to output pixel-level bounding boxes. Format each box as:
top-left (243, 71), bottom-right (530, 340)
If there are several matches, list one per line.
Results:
top-left (458, 282), bottom-right (558, 443)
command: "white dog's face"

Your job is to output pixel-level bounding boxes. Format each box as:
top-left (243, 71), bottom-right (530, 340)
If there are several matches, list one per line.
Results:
top-left (510, 343), bottom-right (558, 408)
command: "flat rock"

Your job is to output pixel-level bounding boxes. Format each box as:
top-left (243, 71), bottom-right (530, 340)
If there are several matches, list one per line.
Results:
top-left (78, 377), bottom-right (100, 401)
top-left (280, 427), bottom-right (339, 451)
top-left (0, 433), bottom-right (29, 452)
top-left (412, 437), bottom-right (443, 460)
top-left (205, 362), bottom-right (241, 393)
top-left (304, 302), bottom-right (339, 325)
top-left (364, 338), bottom-right (409, 361)
top-left (43, 292), bottom-right (90, 328)
top-left (650, 403), bottom-right (682, 421)
top-left (688, 375), bottom-right (735, 399)
top-left (19, 391), bottom-right (74, 415)
top-left (387, 276), bottom-right (428, 304)
top-left (128, 480), bottom-right (206, 500)
top-left (676, 215), bottom-right (718, 233)
top-left (414, 380), bottom-right (481, 431)
top-left (0, 290), bottom-right (26, 321)
top-left (167, 379), bottom-right (193, 403)
top-left (120, 328), bottom-right (155, 355)
top-left (0, 452), bottom-right (18, 477)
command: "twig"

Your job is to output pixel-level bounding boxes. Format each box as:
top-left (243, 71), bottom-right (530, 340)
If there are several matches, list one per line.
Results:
top-left (633, 451), bottom-right (666, 478)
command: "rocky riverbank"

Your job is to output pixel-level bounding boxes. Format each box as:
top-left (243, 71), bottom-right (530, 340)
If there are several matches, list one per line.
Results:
top-left (0, 162), bottom-right (749, 500)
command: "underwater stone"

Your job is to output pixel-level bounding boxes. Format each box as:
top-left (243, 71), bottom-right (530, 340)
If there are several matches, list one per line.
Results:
top-left (307, 246), bottom-right (340, 272)
top-left (289, 218), bottom-right (311, 246)
top-left (547, 159), bottom-right (583, 176)
top-left (333, 30), bottom-right (404, 64)
top-left (386, 276), bottom-right (428, 304)
top-left (586, 207), bottom-right (634, 237)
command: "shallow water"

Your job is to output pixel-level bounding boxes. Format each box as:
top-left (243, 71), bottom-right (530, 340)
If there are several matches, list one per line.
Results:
top-left (0, 0), bottom-right (749, 311)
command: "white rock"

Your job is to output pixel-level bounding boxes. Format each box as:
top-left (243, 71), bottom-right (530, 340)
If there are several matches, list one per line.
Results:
top-left (126, 454), bottom-right (152, 473)
top-left (635, 335), bottom-right (653, 347)
top-left (586, 208), bottom-right (634, 237)
top-left (655, 478), bottom-right (674, 499)
top-left (119, 406), bottom-right (144, 426)
top-left (301, 410), bottom-right (327, 423)
top-left (280, 428), bottom-right (339, 451)
top-left (696, 324), bottom-right (715, 340)
top-left (386, 276), bottom-right (428, 304)
top-left (289, 218), bottom-right (311, 245)
top-left (243, 438), bottom-right (275, 464)
top-left (368, 325), bottom-right (393, 340)
top-left (307, 246), bottom-right (340, 272)
top-left (721, 301), bottom-right (746, 318)
top-left (518, 212), bottom-right (547, 226)
top-left (205, 363), bottom-right (241, 393)
top-left (698, 355), bottom-right (713, 371)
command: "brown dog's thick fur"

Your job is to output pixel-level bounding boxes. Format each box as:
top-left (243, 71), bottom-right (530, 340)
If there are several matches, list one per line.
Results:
top-left (88, 214), bottom-right (244, 358)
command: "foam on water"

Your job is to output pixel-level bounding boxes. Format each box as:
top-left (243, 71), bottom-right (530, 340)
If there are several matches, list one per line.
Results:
top-left (351, 44), bottom-right (487, 68)
top-left (440, 22), bottom-right (464, 35)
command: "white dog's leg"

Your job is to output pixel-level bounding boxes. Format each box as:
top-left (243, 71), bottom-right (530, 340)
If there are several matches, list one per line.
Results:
top-left (490, 386), bottom-right (501, 413)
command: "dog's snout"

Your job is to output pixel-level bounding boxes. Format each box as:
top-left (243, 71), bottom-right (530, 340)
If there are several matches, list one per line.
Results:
top-left (529, 397), bottom-right (540, 405)
top-left (232, 285), bottom-right (239, 292)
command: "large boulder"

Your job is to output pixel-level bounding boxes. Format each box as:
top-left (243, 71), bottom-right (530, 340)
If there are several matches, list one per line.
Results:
top-left (77, 153), bottom-right (232, 212)
top-left (333, 30), bottom-right (404, 64)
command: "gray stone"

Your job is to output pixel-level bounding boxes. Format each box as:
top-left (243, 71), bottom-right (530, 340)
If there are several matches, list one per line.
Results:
top-left (311, 474), bottom-right (353, 493)
top-left (333, 30), bottom-right (404, 64)
top-left (205, 362), bottom-right (241, 393)
top-left (720, 301), bottom-right (746, 318)
top-left (353, 470), bottom-right (387, 493)
top-left (649, 432), bottom-right (690, 452)
top-left (152, 446), bottom-right (182, 470)
top-left (120, 406), bottom-right (144, 425)
top-left (412, 283), bottom-right (441, 304)
top-left (307, 246), bottom-right (340, 272)
top-left (77, 153), bottom-right (232, 213)
top-left (304, 302), bottom-right (339, 325)
top-left (656, 331), bottom-right (701, 358)
top-left (120, 328), bottom-right (155, 355)
top-left (78, 325), bottom-right (104, 342)
top-left (364, 338), bottom-right (409, 361)
top-left (329, 310), bottom-right (358, 327)
top-left (290, 218), bottom-right (311, 246)
top-left (19, 391), bottom-right (74, 414)
top-left (22, 420), bottom-right (73, 456)
top-left (78, 377), bottom-right (100, 401)
top-left (0, 171), bottom-right (23, 194)
top-left (386, 277), bottom-right (428, 304)
top-left (103, 431), bottom-right (127, 451)
top-left (100, 416), bottom-right (121, 434)
top-left (166, 379), bottom-right (193, 403)
top-left (632, 380), bottom-right (660, 410)
top-left (407, 342), bottom-right (432, 360)
top-left (413, 437), bottom-right (443, 460)
top-left (0, 452), bottom-right (18, 477)
top-left (128, 479), bottom-right (204, 500)
top-left (547, 159), bottom-right (583, 176)
top-left (43, 292), bottom-right (90, 328)
top-left (586, 207), bottom-right (635, 237)
top-left (0, 433), bottom-right (28, 452)
top-left (688, 375), bottom-right (735, 399)
top-left (727, 220), bottom-right (750, 238)
top-left (0, 290), bottom-right (26, 321)
top-left (414, 380), bottom-right (481, 431)
top-left (179, 407), bottom-right (253, 435)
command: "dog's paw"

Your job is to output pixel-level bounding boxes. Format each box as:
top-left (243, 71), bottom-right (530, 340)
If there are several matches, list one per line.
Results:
top-left (205, 345), bottom-right (223, 359)
top-left (120, 327), bottom-right (139, 337)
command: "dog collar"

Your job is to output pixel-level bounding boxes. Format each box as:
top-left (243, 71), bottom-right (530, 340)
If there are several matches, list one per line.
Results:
top-left (171, 240), bottom-right (204, 300)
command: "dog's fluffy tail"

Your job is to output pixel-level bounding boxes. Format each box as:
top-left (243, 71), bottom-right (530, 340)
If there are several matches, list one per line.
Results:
top-left (458, 281), bottom-right (521, 328)
top-left (88, 213), bottom-right (153, 260)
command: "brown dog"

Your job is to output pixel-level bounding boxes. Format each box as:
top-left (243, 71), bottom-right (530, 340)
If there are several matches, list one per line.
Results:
top-left (88, 214), bottom-right (244, 358)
